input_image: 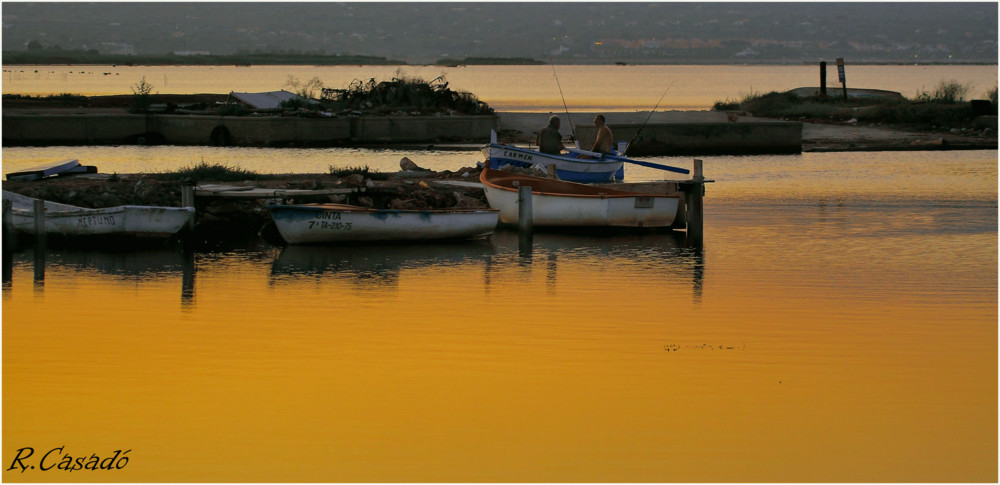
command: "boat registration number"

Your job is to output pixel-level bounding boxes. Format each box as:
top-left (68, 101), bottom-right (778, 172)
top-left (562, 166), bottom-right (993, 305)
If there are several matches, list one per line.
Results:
top-left (307, 220), bottom-right (353, 231)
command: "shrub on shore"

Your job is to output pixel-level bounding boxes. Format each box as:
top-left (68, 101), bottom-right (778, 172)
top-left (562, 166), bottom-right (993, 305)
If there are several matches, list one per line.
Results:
top-left (148, 162), bottom-right (261, 182)
top-left (714, 80), bottom-right (996, 129)
top-left (328, 165), bottom-right (388, 180)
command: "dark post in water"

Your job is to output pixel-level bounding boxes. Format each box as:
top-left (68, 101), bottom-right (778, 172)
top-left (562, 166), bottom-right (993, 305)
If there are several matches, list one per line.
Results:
top-left (836, 58), bottom-right (848, 101)
top-left (820, 61), bottom-right (827, 97)
top-left (686, 159), bottom-right (705, 244)
top-left (518, 184), bottom-right (533, 253)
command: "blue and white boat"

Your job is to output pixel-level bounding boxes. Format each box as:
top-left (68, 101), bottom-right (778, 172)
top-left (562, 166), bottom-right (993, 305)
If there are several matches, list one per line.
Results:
top-left (482, 130), bottom-right (624, 183)
top-left (481, 130), bottom-right (688, 183)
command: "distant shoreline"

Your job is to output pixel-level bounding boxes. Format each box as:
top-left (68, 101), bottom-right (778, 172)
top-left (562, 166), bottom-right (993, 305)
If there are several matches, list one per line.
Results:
top-left (1, 53), bottom-right (996, 68)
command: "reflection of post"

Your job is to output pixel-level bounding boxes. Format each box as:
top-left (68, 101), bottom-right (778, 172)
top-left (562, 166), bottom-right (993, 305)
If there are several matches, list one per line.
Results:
top-left (518, 185), bottom-right (533, 253)
top-left (691, 245), bottom-right (704, 304)
top-left (33, 244), bottom-right (45, 291)
top-left (181, 247), bottom-right (196, 307)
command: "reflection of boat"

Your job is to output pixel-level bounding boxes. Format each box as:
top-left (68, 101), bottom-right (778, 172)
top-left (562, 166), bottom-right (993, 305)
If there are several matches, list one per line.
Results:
top-left (271, 239), bottom-right (497, 276)
top-left (480, 168), bottom-right (679, 228)
top-left (481, 130), bottom-right (624, 183)
top-left (267, 203), bottom-right (498, 244)
top-left (2, 190), bottom-right (193, 239)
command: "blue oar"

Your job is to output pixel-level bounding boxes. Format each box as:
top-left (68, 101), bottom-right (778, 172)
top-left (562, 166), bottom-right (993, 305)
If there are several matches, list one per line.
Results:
top-left (606, 155), bottom-right (690, 175)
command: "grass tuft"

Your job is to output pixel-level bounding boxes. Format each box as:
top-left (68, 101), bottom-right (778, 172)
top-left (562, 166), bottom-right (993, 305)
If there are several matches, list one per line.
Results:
top-left (147, 162), bottom-right (260, 181)
top-left (329, 165), bottom-right (389, 180)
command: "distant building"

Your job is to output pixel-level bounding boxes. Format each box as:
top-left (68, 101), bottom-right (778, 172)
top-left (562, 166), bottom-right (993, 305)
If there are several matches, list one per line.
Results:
top-left (100, 42), bottom-right (135, 55)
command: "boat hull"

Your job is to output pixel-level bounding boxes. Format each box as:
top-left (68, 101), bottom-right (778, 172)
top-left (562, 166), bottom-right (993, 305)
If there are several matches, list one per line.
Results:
top-left (480, 168), bottom-right (679, 228)
top-left (482, 144), bottom-right (623, 183)
top-left (3, 191), bottom-right (194, 238)
top-left (268, 204), bottom-right (499, 244)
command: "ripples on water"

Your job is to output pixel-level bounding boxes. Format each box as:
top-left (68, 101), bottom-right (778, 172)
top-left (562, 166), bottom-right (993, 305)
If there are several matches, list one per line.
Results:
top-left (2, 147), bottom-right (996, 482)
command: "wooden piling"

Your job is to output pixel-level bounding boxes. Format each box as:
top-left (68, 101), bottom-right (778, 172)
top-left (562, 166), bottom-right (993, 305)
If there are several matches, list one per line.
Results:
top-left (686, 159), bottom-right (704, 243)
top-left (180, 181), bottom-right (195, 232)
top-left (518, 184), bottom-right (533, 242)
top-left (820, 61), bottom-right (827, 97)
top-left (547, 164), bottom-right (557, 179)
top-left (33, 199), bottom-right (46, 245)
top-left (2, 199), bottom-right (14, 252)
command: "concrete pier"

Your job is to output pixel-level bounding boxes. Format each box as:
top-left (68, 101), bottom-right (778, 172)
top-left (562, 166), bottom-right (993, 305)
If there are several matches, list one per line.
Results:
top-left (2, 113), bottom-right (498, 147)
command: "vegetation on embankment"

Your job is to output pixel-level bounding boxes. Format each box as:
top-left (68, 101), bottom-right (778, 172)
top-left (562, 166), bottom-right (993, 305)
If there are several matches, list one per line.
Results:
top-left (2, 72), bottom-right (496, 117)
top-left (713, 80), bottom-right (998, 130)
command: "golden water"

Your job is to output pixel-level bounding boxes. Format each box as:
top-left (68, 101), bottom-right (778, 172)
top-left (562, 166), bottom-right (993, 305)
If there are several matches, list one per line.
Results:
top-left (2, 149), bottom-right (996, 482)
top-left (3, 64), bottom-right (998, 111)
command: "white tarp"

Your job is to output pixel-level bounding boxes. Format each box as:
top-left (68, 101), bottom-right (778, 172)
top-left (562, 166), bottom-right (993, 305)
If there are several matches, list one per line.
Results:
top-left (228, 90), bottom-right (302, 109)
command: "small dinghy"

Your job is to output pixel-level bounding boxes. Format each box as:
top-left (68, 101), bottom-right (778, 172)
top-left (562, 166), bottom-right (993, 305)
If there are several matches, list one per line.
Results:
top-left (2, 190), bottom-right (194, 239)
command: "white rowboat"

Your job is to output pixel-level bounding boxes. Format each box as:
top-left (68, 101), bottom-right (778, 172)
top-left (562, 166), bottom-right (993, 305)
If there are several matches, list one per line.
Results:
top-left (2, 190), bottom-right (194, 239)
top-left (268, 203), bottom-right (499, 244)
top-left (480, 167), bottom-right (679, 228)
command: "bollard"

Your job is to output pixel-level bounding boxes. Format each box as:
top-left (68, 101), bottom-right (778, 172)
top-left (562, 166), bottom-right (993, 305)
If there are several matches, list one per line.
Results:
top-left (686, 159), bottom-right (704, 244)
top-left (180, 180), bottom-right (196, 232)
top-left (33, 199), bottom-right (46, 245)
top-left (518, 184), bottom-right (533, 243)
top-left (547, 164), bottom-right (557, 179)
top-left (820, 61), bottom-right (827, 97)
top-left (3, 199), bottom-right (14, 252)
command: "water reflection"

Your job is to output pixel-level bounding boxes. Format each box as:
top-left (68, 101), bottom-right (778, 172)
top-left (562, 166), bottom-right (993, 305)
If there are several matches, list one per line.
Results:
top-left (265, 229), bottom-right (706, 300)
top-left (270, 238), bottom-right (498, 286)
top-left (5, 245), bottom-right (196, 303)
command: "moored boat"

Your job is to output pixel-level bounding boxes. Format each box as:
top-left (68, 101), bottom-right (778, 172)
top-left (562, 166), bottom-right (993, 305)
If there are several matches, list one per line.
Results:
top-left (2, 190), bottom-right (194, 239)
top-left (479, 167), bottom-right (680, 228)
top-left (482, 130), bottom-right (624, 183)
top-left (268, 203), bottom-right (499, 244)
top-left (482, 130), bottom-right (689, 182)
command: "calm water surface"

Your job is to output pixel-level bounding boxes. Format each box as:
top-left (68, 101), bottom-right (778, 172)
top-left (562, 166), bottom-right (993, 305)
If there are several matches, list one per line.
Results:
top-left (2, 147), bottom-right (996, 482)
top-left (3, 64), bottom-right (997, 111)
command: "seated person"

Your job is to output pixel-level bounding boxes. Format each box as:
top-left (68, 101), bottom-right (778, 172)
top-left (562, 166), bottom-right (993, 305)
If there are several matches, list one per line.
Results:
top-left (590, 114), bottom-right (613, 155)
top-left (537, 115), bottom-right (566, 155)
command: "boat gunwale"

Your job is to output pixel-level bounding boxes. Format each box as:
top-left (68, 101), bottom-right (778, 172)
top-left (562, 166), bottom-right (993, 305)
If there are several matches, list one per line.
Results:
top-left (267, 203), bottom-right (499, 215)
top-left (480, 168), bottom-right (679, 200)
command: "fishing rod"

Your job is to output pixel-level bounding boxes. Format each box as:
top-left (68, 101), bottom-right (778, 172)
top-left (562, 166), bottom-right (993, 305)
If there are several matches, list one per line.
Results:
top-left (550, 62), bottom-right (578, 142)
top-left (625, 81), bottom-right (674, 155)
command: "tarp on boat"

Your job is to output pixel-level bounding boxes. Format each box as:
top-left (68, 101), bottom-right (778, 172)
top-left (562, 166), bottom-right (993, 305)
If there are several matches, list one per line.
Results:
top-left (228, 90), bottom-right (304, 109)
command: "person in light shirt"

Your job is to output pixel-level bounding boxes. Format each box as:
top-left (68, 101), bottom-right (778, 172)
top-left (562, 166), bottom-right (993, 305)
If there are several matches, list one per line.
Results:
top-left (590, 114), bottom-right (613, 155)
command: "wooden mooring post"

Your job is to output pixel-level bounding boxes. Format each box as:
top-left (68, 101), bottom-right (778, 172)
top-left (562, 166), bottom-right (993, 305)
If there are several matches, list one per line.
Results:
top-left (518, 184), bottom-right (533, 249)
top-left (33, 199), bottom-right (46, 245)
top-left (2, 199), bottom-right (14, 252)
top-left (180, 180), bottom-right (196, 232)
top-left (679, 159), bottom-right (706, 245)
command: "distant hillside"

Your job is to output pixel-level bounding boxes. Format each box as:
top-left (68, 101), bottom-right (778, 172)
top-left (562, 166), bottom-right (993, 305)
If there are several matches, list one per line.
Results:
top-left (2, 3), bottom-right (996, 64)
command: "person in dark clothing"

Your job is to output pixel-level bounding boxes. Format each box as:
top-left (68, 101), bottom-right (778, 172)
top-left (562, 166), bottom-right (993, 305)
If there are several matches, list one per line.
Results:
top-left (536, 115), bottom-right (566, 155)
